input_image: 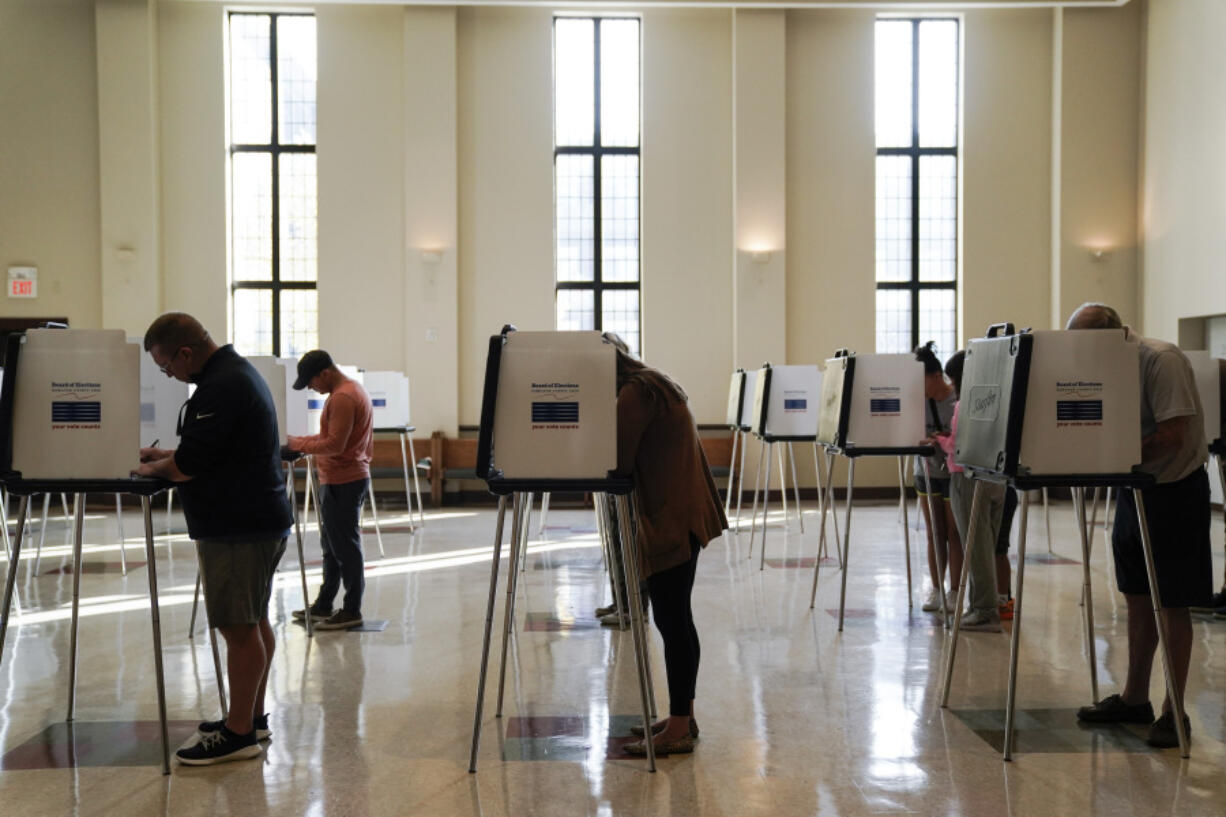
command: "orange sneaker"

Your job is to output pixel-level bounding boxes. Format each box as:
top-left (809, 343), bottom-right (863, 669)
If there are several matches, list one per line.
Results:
top-left (998, 598), bottom-right (1014, 621)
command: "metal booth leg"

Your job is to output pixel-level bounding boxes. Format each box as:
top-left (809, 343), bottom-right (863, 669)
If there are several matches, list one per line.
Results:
top-left (0, 489), bottom-right (11, 562)
top-left (210, 623), bottom-right (228, 717)
top-left (836, 458), bottom-right (857, 631)
top-left (67, 494), bottom-right (85, 721)
top-left (809, 449), bottom-right (844, 610)
top-left (614, 494), bottom-right (657, 772)
top-left (188, 572), bottom-right (202, 638)
top-left (1086, 487), bottom-right (1101, 555)
top-left (1003, 489), bottom-right (1031, 760)
top-left (166, 489), bottom-right (174, 534)
top-left (518, 494), bottom-right (533, 574)
top-left (365, 478), bottom-right (386, 559)
top-left (747, 440), bottom-right (765, 553)
top-left (1074, 489), bottom-right (1100, 701)
top-left (777, 443), bottom-right (789, 527)
top-left (287, 464), bottom-right (313, 638)
top-left (897, 456), bottom-right (913, 608)
top-left (941, 479), bottom-right (983, 707)
top-left (32, 493), bottom-right (50, 578)
top-left (1043, 488), bottom-right (1053, 554)
top-left (735, 430), bottom-right (749, 528)
top-left (406, 433), bottom-right (426, 530)
top-left (758, 443), bottom-right (775, 570)
top-left (627, 492), bottom-right (657, 718)
top-left (1134, 489), bottom-right (1190, 758)
top-left (116, 494), bottom-right (128, 576)
top-left (725, 429), bottom-right (740, 517)
top-left (920, 458), bottom-right (949, 629)
top-left (794, 441), bottom-right (804, 532)
top-left (495, 494), bottom-right (526, 717)
top-left (0, 496), bottom-right (31, 662)
top-left (140, 496), bottom-right (172, 775)
top-left (469, 495), bottom-right (509, 773)
top-left (404, 429), bottom-right (424, 532)
top-left (537, 493), bottom-right (551, 538)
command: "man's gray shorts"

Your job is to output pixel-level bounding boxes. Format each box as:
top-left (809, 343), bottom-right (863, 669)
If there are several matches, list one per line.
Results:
top-left (196, 536), bottom-right (287, 628)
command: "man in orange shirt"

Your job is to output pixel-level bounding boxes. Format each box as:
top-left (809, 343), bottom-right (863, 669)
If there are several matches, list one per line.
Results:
top-left (287, 350), bottom-right (374, 630)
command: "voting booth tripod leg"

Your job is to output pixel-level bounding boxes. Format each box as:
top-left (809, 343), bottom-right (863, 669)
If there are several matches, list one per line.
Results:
top-left (0, 489), bottom-right (11, 563)
top-left (139, 496), bottom-right (172, 774)
top-left (897, 457), bottom-right (913, 609)
top-left (758, 443), bottom-right (775, 570)
top-left (1003, 489), bottom-right (1031, 760)
top-left (835, 458), bottom-right (858, 631)
top-left (31, 493), bottom-right (51, 578)
top-left (597, 494), bottom-right (628, 627)
top-left (734, 431), bottom-right (750, 529)
top-left (537, 493), bottom-right (551, 538)
top-left (940, 479), bottom-right (984, 707)
top-left (1042, 488), bottom-right (1053, 554)
top-left (364, 479), bottom-right (386, 559)
top-left (724, 430), bottom-right (740, 517)
top-left (518, 494), bottom-right (533, 574)
top-left (808, 449), bottom-right (843, 610)
top-left (788, 443), bottom-right (804, 533)
top-left (747, 441), bottom-right (766, 553)
top-left (469, 496), bottom-right (510, 772)
top-left (287, 466), bottom-right (313, 638)
top-left (919, 458), bottom-right (949, 629)
top-left (0, 497), bottom-right (31, 661)
top-left (114, 494), bottom-right (129, 576)
top-left (1073, 489), bottom-right (1100, 703)
top-left (406, 433), bottom-right (426, 529)
top-left (1085, 487), bottom-right (1101, 556)
top-left (776, 444), bottom-right (789, 528)
top-left (396, 432), bottom-right (416, 533)
top-left (614, 493), bottom-right (657, 772)
top-left (824, 449), bottom-right (843, 567)
top-left (495, 494), bottom-right (527, 717)
top-left (67, 494), bottom-right (87, 720)
top-left (1133, 489), bottom-right (1190, 757)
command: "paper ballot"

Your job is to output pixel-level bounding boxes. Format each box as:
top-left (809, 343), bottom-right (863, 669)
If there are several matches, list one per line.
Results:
top-left (11, 329), bottom-right (140, 479)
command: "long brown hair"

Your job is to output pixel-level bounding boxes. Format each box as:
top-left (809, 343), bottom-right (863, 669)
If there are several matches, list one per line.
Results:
top-left (604, 333), bottom-right (687, 406)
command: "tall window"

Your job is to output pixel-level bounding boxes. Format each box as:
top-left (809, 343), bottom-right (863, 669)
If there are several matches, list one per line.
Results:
top-left (228, 12), bottom-right (318, 358)
top-left (874, 18), bottom-right (959, 357)
top-left (553, 17), bottom-right (642, 355)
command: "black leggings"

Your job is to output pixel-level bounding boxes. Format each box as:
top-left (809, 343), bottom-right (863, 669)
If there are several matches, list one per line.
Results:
top-left (646, 542), bottom-right (701, 717)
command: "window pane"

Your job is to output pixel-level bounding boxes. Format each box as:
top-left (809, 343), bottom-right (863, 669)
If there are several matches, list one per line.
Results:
top-left (277, 16), bottom-right (317, 146)
top-left (554, 19), bottom-right (594, 147)
top-left (229, 14), bottom-right (271, 145)
top-left (280, 289), bottom-right (318, 358)
top-left (232, 153), bottom-right (272, 282)
top-left (875, 20), bottom-right (913, 148)
top-left (279, 153), bottom-right (317, 282)
top-left (601, 155), bottom-right (639, 283)
top-left (875, 155), bottom-right (911, 283)
top-left (876, 289), bottom-right (911, 354)
top-left (234, 289), bottom-right (273, 356)
top-left (601, 19), bottom-right (640, 148)
top-left (602, 290), bottom-right (640, 358)
top-left (919, 289), bottom-right (956, 361)
top-left (919, 155), bottom-right (957, 282)
top-left (918, 20), bottom-right (958, 149)
top-left (556, 289), bottom-right (594, 331)
top-left (555, 155), bottom-right (595, 282)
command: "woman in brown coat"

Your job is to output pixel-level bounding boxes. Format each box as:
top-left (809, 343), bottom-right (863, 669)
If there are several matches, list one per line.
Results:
top-left (609, 338), bottom-right (727, 755)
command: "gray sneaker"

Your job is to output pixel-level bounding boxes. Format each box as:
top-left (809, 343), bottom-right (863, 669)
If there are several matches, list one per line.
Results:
top-left (960, 608), bottom-right (1002, 632)
top-left (315, 610), bottom-right (363, 630)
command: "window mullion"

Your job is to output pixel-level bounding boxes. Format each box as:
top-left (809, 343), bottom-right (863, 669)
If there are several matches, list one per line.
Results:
top-left (592, 20), bottom-right (603, 332)
top-left (269, 15), bottom-right (282, 357)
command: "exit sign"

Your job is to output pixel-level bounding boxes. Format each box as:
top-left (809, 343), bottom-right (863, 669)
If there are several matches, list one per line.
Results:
top-left (8, 267), bottom-right (37, 299)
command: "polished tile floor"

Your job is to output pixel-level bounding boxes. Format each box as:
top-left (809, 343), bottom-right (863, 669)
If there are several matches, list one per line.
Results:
top-left (1, 491), bottom-right (1225, 816)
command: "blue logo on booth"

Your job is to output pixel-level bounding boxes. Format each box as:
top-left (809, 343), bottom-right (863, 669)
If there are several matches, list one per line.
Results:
top-left (1056, 400), bottom-right (1103, 421)
top-left (870, 399), bottom-right (901, 413)
top-left (783, 399), bottom-right (807, 411)
top-left (532, 402), bottom-right (579, 423)
top-left (372, 399), bottom-right (387, 407)
top-left (52, 401), bottom-right (101, 422)
top-left (308, 399), bottom-right (324, 410)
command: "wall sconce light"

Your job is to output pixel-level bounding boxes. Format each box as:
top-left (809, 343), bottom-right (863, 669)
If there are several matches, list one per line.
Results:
top-left (1088, 247), bottom-right (1112, 262)
top-left (420, 249), bottom-right (443, 265)
top-left (750, 250), bottom-right (772, 265)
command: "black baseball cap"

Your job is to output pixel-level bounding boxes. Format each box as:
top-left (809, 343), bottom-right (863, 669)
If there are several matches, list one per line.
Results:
top-left (293, 349), bottom-right (334, 390)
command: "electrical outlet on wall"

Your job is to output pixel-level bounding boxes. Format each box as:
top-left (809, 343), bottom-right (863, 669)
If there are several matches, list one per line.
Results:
top-left (425, 328), bottom-right (438, 343)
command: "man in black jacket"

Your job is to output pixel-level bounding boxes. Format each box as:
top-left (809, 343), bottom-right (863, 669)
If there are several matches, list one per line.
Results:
top-left (136, 312), bottom-right (293, 765)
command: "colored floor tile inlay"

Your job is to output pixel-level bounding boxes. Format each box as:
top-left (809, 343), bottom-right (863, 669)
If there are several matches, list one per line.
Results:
top-left (0, 721), bottom-right (200, 770)
top-left (501, 715), bottom-right (650, 761)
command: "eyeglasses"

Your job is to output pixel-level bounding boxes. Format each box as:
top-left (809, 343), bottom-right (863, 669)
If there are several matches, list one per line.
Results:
top-left (158, 347), bottom-right (187, 376)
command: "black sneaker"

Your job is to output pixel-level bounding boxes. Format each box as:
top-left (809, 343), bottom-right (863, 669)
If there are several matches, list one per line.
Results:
top-left (198, 713), bottom-right (271, 741)
top-left (1191, 589), bottom-right (1226, 613)
top-left (1146, 710), bottom-right (1191, 748)
top-left (292, 605), bottom-right (332, 622)
top-left (314, 610), bottom-right (363, 630)
top-left (1076, 694), bottom-right (1155, 724)
top-left (176, 726), bottom-right (262, 766)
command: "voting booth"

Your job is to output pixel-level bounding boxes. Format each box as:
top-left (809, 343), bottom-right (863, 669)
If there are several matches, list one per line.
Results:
top-left (722, 370), bottom-right (748, 522)
top-left (362, 370), bottom-right (426, 530)
top-left (742, 364), bottom-right (837, 571)
top-left (469, 328), bottom-right (657, 771)
top-left (0, 329), bottom-right (173, 773)
top-left (940, 325), bottom-right (1190, 760)
top-left (137, 340), bottom-right (189, 448)
top-left (1185, 351), bottom-right (1223, 451)
top-left (810, 351), bottom-right (929, 621)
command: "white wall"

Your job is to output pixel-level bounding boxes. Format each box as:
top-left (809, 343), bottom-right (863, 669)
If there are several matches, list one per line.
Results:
top-left (1140, 0), bottom-right (1226, 342)
top-left (0, 0), bottom-right (102, 327)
